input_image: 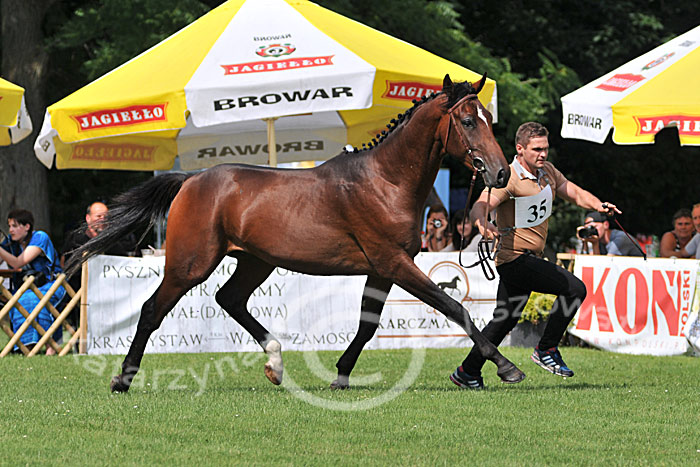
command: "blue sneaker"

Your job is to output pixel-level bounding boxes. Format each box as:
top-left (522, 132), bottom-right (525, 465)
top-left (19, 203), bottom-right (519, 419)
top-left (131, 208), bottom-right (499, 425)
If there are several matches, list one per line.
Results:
top-left (450, 366), bottom-right (484, 390)
top-left (531, 347), bottom-right (574, 377)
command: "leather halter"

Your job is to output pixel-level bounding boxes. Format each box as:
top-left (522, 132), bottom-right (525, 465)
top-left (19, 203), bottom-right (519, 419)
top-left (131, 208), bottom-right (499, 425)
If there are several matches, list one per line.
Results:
top-left (443, 94), bottom-right (481, 168)
top-left (444, 94), bottom-right (498, 279)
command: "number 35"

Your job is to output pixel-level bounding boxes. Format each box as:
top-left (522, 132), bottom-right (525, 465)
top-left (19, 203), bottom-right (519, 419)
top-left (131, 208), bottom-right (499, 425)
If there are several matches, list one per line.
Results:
top-left (527, 200), bottom-right (547, 223)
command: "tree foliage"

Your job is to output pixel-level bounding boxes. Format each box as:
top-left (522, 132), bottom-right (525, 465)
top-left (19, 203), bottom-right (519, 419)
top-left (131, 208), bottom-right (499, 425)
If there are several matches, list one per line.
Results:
top-left (50, 0), bottom-right (209, 81)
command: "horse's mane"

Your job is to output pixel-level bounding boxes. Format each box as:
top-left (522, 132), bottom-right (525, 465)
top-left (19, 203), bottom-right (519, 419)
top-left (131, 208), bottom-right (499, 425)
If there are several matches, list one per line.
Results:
top-left (345, 80), bottom-right (479, 153)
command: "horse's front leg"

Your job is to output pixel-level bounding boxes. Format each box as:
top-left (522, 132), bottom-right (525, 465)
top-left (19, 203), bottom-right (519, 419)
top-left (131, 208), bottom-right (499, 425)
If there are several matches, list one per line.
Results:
top-left (215, 253), bottom-right (282, 385)
top-left (331, 275), bottom-right (392, 389)
top-left (382, 255), bottom-right (525, 384)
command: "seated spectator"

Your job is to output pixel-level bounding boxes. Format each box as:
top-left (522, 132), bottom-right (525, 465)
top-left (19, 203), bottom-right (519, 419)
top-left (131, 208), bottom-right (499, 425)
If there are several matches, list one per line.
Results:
top-left (421, 205), bottom-right (450, 252)
top-left (442, 209), bottom-right (482, 252)
top-left (577, 211), bottom-right (643, 256)
top-left (660, 208), bottom-right (694, 257)
top-left (693, 203), bottom-right (700, 235)
top-left (0, 209), bottom-right (65, 354)
top-left (61, 201), bottom-right (138, 328)
top-left (675, 203), bottom-right (700, 259)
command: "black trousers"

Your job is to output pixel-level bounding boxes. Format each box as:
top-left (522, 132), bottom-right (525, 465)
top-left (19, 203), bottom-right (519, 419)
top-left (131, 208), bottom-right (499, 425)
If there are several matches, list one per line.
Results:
top-left (462, 253), bottom-right (587, 376)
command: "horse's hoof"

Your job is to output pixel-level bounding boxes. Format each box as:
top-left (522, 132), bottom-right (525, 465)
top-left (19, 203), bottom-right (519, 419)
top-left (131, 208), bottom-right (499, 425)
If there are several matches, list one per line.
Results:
top-left (497, 362), bottom-right (526, 384)
top-left (263, 339), bottom-right (283, 385)
top-left (264, 362), bottom-right (283, 385)
top-left (330, 375), bottom-right (349, 390)
top-left (110, 375), bottom-right (130, 393)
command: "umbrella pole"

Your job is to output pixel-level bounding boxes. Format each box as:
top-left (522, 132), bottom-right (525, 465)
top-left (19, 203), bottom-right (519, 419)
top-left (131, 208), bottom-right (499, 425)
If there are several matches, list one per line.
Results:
top-left (264, 117), bottom-right (279, 167)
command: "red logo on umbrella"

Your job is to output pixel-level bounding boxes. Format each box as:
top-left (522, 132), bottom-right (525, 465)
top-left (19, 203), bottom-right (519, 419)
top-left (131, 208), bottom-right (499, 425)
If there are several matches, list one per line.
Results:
top-left (382, 81), bottom-right (441, 101)
top-left (635, 115), bottom-right (700, 136)
top-left (642, 52), bottom-right (675, 70)
top-left (72, 104), bottom-right (168, 131)
top-left (595, 73), bottom-right (645, 92)
top-left (256, 43), bottom-right (296, 58)
top-left (71, 142), bottom-right (157, 162)
top-left (222, 56), bottom-right (335, 75)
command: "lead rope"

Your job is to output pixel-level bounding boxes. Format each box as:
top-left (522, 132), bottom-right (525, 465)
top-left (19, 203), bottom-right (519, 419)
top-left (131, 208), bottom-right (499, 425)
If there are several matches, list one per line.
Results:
top-left (611, 216), bottom-right (647, 260)
top-left (458, 170), bottom-right (497, 280)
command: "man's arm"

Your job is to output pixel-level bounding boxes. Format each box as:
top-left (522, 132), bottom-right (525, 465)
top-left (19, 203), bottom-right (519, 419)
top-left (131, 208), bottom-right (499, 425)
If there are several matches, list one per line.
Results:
top-left (469, 190), bottom-right (505, 241)
top-left (678, 233), bottom-right (700, 258)
top-left (556, 180), bottom-right (621, 214)
top-left (0, 245), bottom-right (41, 269)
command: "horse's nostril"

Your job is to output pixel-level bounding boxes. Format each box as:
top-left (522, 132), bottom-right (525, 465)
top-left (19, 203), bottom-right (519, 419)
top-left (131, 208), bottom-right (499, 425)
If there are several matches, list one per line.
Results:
top-left (497, 168), bottom-right (507, 186)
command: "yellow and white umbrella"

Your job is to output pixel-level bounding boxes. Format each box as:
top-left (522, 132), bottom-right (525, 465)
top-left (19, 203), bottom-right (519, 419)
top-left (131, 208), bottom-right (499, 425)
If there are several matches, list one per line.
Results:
top-left (34, 0), bottom-right (496, 171)
top-left (561, 24), bottom-right (700, 146)
top-left (0, 77), bottom-right (32, 145)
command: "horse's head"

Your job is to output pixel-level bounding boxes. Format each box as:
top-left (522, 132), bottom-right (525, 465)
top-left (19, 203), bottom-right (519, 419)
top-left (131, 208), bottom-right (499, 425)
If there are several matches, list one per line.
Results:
top-left (439, 74), bottom-right (510, 188)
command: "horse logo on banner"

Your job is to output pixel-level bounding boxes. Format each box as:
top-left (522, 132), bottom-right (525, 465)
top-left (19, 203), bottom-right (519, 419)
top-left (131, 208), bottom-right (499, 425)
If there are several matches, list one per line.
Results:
top-left (428, 261), bottom-right (469, 303)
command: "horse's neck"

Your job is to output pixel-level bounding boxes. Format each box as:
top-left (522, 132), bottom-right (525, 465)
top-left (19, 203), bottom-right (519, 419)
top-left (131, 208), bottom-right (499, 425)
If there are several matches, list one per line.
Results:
top-left (370, 99), bottom-right (445, 199)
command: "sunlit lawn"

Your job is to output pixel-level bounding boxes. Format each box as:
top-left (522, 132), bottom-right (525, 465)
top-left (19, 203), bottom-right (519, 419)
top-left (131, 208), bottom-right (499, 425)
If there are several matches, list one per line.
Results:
top-left (1, 346), bottom-right (699, 465)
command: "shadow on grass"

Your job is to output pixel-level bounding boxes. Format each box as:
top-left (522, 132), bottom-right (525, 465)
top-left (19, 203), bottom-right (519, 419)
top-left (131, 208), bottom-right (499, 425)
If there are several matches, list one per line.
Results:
top-left (95, 377), bottom-right (636, 400)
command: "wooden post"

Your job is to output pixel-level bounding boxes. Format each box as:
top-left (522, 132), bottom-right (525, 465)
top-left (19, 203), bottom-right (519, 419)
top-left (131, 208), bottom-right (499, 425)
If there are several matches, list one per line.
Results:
top-left (79, 260), bottom-right (88, 354)
top-left (0, 275), bottom-right (35, 321)
top-left (0, 282), bottom-right (60, 356)
top-left (264, 117), bottom-right (279, 167)
top-left (28, 285), bottom-right (81, 357)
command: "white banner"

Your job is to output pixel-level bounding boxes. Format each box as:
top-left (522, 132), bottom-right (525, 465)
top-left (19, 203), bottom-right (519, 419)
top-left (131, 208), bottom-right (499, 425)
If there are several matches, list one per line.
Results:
top-left (570, 255), bottom-right (699, 355)
top-left (86, 253), bottom-right (499, 355)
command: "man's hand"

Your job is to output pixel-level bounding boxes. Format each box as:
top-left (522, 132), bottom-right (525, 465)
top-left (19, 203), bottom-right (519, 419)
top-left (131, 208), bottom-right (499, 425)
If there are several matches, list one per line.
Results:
top-left (600, 202), bottom-right (621, 215)
top-left (426, 219), bottom-right (447, 238)
top-left (475, 218), bottom-right (499, 241)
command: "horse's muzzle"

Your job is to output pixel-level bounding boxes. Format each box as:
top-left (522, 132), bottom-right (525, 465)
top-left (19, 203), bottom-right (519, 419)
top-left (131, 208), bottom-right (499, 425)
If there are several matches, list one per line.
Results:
top-left (474, 157), bottom-right (510, 188)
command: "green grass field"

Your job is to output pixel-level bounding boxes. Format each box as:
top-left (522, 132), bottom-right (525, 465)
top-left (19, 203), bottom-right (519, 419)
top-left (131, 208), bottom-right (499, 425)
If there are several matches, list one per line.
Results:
top-left (1, 346), bottom-right (699, 465)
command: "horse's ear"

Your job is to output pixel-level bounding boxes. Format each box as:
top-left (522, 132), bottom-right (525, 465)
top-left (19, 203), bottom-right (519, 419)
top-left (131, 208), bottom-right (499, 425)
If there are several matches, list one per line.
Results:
top-left (473, 72), bottom-right (488, 95)
top-left (442, 74), bottom-right (454, 95)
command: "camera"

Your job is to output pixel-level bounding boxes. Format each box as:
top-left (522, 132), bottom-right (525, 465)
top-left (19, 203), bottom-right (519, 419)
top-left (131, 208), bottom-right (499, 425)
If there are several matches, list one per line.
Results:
top-left (578, 225), bottom-right (598, 239)
top-left (431, 219), bottom-right (443, 229)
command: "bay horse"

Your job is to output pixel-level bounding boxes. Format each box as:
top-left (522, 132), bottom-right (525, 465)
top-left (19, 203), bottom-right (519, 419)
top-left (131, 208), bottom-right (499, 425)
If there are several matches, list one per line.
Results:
top-left (68, 74), bottom-right (526, 392)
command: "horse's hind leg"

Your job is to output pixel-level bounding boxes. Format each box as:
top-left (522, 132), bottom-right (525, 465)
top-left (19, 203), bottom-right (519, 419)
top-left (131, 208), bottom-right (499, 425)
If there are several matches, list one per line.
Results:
top-left (214, 253), bottom-right (282, 385)
top-left (331, 275), bottom-right (392, 389)
top-left (111, 275), bottom-right (198, 393)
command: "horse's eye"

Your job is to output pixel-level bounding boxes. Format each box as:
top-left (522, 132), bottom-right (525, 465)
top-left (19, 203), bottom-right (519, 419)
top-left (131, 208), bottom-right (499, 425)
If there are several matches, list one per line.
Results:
top-left (461, 117), bottom-right (475, 128)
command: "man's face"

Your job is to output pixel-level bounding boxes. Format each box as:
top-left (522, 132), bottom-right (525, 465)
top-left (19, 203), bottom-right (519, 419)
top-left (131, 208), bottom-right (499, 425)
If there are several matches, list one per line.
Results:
top-left (8, 218), bottom-right (30, 242)
top-left (692, 206), bottom-right (700, 233)
top-left (516, 136), bottom-right (549, 173)
top-left (86, 202), bottom-right (108, 234)
top-left (674, 216), bottom-right (693, 237)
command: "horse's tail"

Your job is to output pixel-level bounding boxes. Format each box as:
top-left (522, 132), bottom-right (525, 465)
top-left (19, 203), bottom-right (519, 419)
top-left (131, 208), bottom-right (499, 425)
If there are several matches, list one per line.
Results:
top-left (65, 172), bottom-right (192, 276)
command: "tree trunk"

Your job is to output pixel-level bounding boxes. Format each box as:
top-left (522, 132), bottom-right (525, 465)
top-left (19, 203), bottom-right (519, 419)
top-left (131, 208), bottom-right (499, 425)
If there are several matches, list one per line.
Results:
top-left (0, 0), bottom-right (57, 232)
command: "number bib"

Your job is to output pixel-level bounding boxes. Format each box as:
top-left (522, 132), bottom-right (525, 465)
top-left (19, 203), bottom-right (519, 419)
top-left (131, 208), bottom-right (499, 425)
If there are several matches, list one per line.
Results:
top-left (513, 185), bottom-right (553, 228)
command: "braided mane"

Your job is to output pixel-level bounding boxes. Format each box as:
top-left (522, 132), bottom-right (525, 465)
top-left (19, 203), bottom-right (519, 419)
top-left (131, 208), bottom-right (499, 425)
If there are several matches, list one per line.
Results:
top-left (345, 80), bottom-right (479, 153)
